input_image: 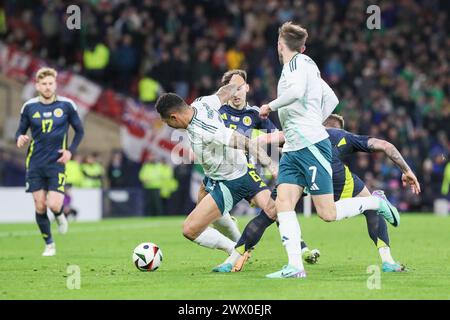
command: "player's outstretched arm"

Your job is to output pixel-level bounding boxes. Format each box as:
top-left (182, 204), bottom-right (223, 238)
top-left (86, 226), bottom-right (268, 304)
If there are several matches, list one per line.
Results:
top-left (368, 137), bottom-right (421, 194)
top-left (215, 83), bottom-right (239, 105)
top-left (255, 131), bottom-right (285, 147)
top-left (229, 130), bottom-right (278, 179)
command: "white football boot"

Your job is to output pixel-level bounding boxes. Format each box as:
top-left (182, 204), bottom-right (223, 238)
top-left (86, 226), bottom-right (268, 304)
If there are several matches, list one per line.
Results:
top-left (42, 243), bottom-right (56, 256)
top-left (55, 214), bottom-right (68, 234)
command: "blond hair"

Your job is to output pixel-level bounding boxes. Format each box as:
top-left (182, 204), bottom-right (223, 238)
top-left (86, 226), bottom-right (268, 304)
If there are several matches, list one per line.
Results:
top-left (323, 114), bottom-right (345, 129)
top-left (35, 67), bottom-right (58, 82)
top-left (221, 69), bottom-right (247, 85)
top-left (278, 21), bottom-right (308, 52)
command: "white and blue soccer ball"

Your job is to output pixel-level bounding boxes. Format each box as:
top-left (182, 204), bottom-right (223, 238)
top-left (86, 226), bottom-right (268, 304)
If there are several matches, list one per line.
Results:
top-left (132, 242), bottom-right (163, 272)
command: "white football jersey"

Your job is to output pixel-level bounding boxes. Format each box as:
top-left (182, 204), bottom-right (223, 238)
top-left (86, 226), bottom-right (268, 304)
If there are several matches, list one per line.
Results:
top-left (320, 78), bottom-right (339, 121)
top-left (188, 95), bottom-right (248, 180)
top-left (269, 53), bottom-right (332, 152)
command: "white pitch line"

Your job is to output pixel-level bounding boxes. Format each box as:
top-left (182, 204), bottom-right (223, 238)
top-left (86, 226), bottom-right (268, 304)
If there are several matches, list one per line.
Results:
top-left (0, 220), bottom-right (180, 238)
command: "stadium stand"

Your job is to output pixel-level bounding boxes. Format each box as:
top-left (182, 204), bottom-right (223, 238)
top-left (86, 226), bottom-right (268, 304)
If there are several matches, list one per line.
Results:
top-left (0, 0), bottom-right (449, 212)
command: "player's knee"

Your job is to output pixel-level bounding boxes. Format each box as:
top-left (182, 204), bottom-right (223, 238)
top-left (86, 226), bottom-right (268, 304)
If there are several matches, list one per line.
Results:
top-left (35, 203), bottom-right (47, 213)
top-left (34, 199), bottom-right (47, 213)
top-left (263, 201), bottom-right (277, 219)
top-left (47, 200), bottom-right (62, 215)
top-left (275, 198), bottom-right (294, 213)
top-left (313, 199), bottom-right (337, 222)
top-left (182, 221), bottom-right (198, 240)
top-left (319, 214), bottom-right (334, 222)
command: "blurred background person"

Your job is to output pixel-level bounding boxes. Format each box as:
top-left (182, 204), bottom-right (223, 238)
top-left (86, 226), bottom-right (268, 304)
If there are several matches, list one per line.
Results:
top-left (107, 150), bottom-right (127, 189)
top-left (81, 153), bottom-right (105, 189)
top-left (139, 154), bottom-right (163, 216)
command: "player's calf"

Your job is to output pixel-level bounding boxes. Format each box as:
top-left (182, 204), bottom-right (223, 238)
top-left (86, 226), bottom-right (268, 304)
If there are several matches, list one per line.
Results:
top-left (48, 202), bottom-right (68, 234)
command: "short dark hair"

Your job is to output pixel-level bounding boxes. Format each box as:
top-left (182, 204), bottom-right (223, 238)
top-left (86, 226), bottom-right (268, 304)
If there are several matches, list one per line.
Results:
top-left (155, 93), bottom-right (187, 118)
top-left (323, 114), bottom-right (345, 129)
top-left (221, 69), bottom-right (247, 85)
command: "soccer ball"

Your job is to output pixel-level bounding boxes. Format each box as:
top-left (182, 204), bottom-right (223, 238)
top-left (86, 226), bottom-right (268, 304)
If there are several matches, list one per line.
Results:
top-left (132, 242), bottom-right (163, 272)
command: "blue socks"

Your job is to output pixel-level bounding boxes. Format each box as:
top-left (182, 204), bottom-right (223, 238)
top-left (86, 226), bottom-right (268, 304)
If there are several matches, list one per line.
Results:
top-left (35, 212), bottom-right (53, 245)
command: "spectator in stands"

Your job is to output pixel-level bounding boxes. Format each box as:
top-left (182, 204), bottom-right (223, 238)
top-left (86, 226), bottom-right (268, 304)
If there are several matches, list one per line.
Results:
top-left (0, 5), bottom-right (6, 38)
top-left (40, 4), bottom-right (60, 60)
top-left (83, 35), bottom-right (110, 83)
top-left (170, 46), bottom-right (190, 98)
top-left (152, 51), bottom-right (172, 93)
top-left (442, 161), bottom-right (450, 197)
top-left (2, 0), bottom-right (449, 210)
top-left (108, 150), bottom-right (127, 188)
top-left (110, 33), bottom-right (138, 92)
top-left (138, 70), bottom-right (164, 105)
top-left (0, 148), bottom-right (4, 185)
top-left (159, 158), bottom-right (178, 214)
top-left (81, 153), bottom-right (105, 188)
top-left (226, 45), bottom-right (245, 70)
top-left (65, 154), bottom-right (84, 188)
top-left (139, 154), bottom-right (163, 216)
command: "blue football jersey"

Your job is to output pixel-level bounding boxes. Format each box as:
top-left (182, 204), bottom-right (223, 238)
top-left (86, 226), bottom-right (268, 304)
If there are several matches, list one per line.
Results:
top-left (326, 128), bottom-right (372, 177)
top-left (15, 96), bottom-right (84, 170)
top-left (218, 104), bottom-right (278, 137)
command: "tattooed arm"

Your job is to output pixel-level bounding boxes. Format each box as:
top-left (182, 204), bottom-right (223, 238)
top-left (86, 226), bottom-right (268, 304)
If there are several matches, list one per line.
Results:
top-left (229, 130), bottom-right (278, 179)
top-left (367, 138), bottom-right (409, 172)
top-left (367, 138), bottom-right (421, 194)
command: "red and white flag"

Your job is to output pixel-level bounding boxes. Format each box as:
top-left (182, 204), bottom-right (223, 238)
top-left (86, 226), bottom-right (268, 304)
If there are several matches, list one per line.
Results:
top-left (120, 99), bottom-right (190, 164)
top-left (57, 71), bottom-right (102, 118)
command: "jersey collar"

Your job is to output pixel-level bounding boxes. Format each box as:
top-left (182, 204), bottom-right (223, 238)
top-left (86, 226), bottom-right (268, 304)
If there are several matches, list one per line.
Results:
top-left (284, 52), bottom-right (301, 68)
top-left (38, 94), bottom-right (57, 105)
top-left (223, 103), bottom-right (249, 115)
top-left (187, 106), bottom-right (197, 128)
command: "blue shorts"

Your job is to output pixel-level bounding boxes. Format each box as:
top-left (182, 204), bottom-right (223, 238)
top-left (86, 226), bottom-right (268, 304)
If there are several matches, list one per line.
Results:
top-left (332, 165), bottom-right (365, 202)
top-left (203, 164), bottom-right (270, 214)
top-left (277, 139), bottom-right (333, 195)
top-left (26, 164), bottom-right (66, 194)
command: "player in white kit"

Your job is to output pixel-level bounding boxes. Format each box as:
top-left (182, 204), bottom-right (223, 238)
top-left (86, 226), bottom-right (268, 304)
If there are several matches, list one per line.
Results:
top-left (259, 22), bottom-right (399, 278)
top-left (155, 83), bottom-right (297, 273)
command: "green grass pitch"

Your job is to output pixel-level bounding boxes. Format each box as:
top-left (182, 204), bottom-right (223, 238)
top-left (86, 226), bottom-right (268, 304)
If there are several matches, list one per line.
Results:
top-left (0, 214), bottom-right (449, 300)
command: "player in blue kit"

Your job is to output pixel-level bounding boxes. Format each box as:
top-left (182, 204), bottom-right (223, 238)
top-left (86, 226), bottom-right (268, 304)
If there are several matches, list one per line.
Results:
top-left (217, 69), bottom-right (320, 266)
top-left (323, 114), bottom-right (420, 271)
top-left (219, 114), bottom-right (420, 273)
top-left (15, 67), bottom-right (84, 256)
top-left (218, 70), bottom-right (278, 139)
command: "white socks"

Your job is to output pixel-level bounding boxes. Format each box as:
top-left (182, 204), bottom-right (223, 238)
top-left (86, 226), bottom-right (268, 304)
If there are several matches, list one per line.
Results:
top-left (277, 211), bottom-right (304, 270)
top-left (212, 213), bottom-right (242, 242)
top-left (378, 246), bottom-right (395, 264)
top-left (335, 196), bottom-right (380, 221)
top-left (193, 227), bottom-right (236, 255)
top-left (225, 249), bottom-right (242, 265)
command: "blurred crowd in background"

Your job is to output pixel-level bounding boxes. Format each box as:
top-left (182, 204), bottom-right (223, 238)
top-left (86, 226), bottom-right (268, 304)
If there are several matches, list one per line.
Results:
top-left (1, 0), bottom-right (449, 212)
top-left (0, 145), bottom-right (187, 215)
